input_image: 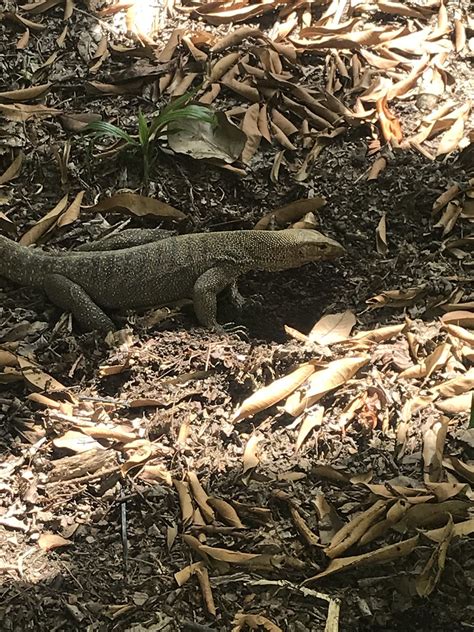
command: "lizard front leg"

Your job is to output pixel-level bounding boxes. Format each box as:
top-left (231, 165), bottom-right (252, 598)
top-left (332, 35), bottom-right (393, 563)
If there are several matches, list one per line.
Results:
top-left (193, 267), bottom-right (239, 329)
top-left (43, 273), bottom-right (115, 333)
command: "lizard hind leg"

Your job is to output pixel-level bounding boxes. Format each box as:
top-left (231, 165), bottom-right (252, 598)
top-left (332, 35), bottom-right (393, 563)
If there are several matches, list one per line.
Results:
top-left (43, 273), bottom-right (115, 333)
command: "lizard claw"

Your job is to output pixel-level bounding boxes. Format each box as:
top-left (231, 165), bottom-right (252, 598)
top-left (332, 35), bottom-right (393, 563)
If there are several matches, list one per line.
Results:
top-left (222, 322), bottom-right (249, 340)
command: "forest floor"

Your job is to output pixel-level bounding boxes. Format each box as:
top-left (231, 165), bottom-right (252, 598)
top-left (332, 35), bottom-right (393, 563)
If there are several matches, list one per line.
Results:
top-left (0, 0), bottom-right (473, 630)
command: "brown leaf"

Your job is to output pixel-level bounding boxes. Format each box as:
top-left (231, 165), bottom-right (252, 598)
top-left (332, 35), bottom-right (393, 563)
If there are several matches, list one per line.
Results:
top-left (195, 0), bottom-right (276, 26)
top-left (242, 433), bottom-right (262, 473)
top-left (38, 533), bottom-right (73, 551)
top-left (432, 183), bottom-right (461, 213)
top-left (241, 103), bottom-right (261, 164)
top-left (303, 536), bottom-right (419, 583)
top-left (56, 190), bottom-right (84, 228)
top-left (0, 152), bottom-right (23, 185)
top-left (187, 472), bottom-right (215, 523)
top-left (433, 200), bottom-right (461, 235)
top-left (398, 343), bottom-right (452, 379)
top-left (19, 194), bottom-right (69, 245)
top-left (295, 406), bottom-right (324, 452)
top-left (254, 197), bottom-right (326, 230)
top-left (375, 213), bottom-right (388, 255)
top-left (195, 565), bottom-right (216, 616)
top-left (416, 517), bottom-right (453, 597)
top-left (309, 310), bottom-right (356, 345)
top-left (285, 356), bottom-right (369, 417)
top-left (443, 457), bottom-right (474, 485)
top-left (0, 102), bottom-right (60, 121)
top-left (0, 83), bottom-right (51, 102)
top-left (233, 361), bottom-right (317, 422)
top-left (21, 0), bottom-right (63, 14)
top-left (211, 26), bottom-right (264, 52)
top-left (435, 392), bottom-right (472, 414)
top-left (16, 29), bottom-right (30, 49)
top-left (441, 310), bottom-right (474, 328)
top-left (367, 156), bottom-right (387, 180)
top-left (121, 439), bottom-right (152, 476)
top-left (18, 357), bottom-right (66, 392)
top-left (430, 368), bottom-right (474, 397)
top-left (173, 479), bottom-right (194, 527)
top-left (325, 500), bottom-right (387, 559)
top-left (423, 417), bottom-right (449, 482)
top-left (436, 114), bottom-right (469, 157)
top-left (53, 430), bottom-right (104, 454)
top-left (94, 192), bottom-right (186, 219)
top-left (207, 498), bottom-right (244, 528)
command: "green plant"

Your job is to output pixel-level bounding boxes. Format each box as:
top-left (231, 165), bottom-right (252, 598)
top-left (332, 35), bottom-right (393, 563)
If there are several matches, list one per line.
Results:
top-left (85, 92), bottom-right (216, 182)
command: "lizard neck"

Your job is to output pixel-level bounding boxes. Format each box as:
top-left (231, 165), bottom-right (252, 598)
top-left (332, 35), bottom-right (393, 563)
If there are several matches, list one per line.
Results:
top-left (0, 236), bottom-right (52, 288)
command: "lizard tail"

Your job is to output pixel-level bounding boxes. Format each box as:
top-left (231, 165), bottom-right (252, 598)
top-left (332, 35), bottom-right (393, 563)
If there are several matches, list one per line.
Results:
top-left (0, 235), bottom-right (51, 288)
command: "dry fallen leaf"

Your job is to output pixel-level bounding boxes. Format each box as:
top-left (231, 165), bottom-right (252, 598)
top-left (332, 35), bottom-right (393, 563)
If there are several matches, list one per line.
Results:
top-left (94, 193), bottom-right (186, 220)
top-left (234, 361), bottom-right (317, 422)
top-left (0, 152), bottom-right (23, 185)
top-left (309, 311), bottom-right (356, 345)
top-left (242, 433), bottom-right (262, 474)
top-left (285, 356), bottom-right (369, 417)
top-left (38, 533), bottom-right (73, 551)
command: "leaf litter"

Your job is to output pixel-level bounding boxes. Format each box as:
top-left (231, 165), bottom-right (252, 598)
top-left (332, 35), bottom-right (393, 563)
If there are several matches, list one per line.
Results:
top-left (0, 0), bottom-right (473, 630)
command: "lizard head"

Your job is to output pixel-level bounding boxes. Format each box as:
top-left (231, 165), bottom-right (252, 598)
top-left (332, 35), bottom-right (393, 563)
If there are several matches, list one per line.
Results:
top-left (273, 229), bottom-right (346, 269)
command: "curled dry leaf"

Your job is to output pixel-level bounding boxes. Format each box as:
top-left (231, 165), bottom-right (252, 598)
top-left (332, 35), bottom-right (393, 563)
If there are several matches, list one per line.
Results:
top-left (94, 193), bottom-right (186, 220)
top-left (436, 111), bottom-right (469, 157)
top-left (367, 156), bottom-right (387, 180)
top-left (174, 479), bottom-right (194, 527)
top-left (241, 103), bottom-right (261, 164)
top-left (367, 286), bottom-right (425, 309)
top-left (285, 356), bottom-right (369, 417)
top-left (38, 533), bottom-right (73, 551)
top-left (232, 613), bottom-right (283, 632)
top-left (242, 433), bottom-right (262, 473)
top-left (422, 417), bottom-right (449, 482)
top-left (416, 516), bottom-right (453, 597)
top-left (53, 430), bottom-right (104, 454)
top-left (207, 498), bottom-right (244, 528)
top-left (433, 200), bottom-right (461, 235)
top-left (121, 439), bottom-right (152, 475)
top-left (325, 500), bottom-right (387, 559)
top-left (254, 197), bottom-right (325, 230)
top-left (174, 561), bottom-right (206, 586)
top-left (0, 83), bottom-right (51, 102)
top-left (19, 195), bottom-right (69, 246)
top-left (309, 310), bottom-right (356, 345)
top-left (375, 213), bottom-right (388, 255)
top-left (430, 367), bottom-right (474, 397)
top-left (352, 323), bottom-right (406, 343)
top-left (443, 457), bottom-right (474, 485)
top-left (195, 565), bottom-right (216, 616)
top-left (138, 465), bottom-right (172, 485)
top-left (435, 392), bottom-right (472, 414)
top-left (0, 152), bottom-right (23, 185)
top-left (441, 310), bottom-right (474, 328)
top-left (295, 406), bottom-right (324, 452)
top-left (304, 536), bottom-right (419, 583)
top-left (398, 342), bottom-right (451, 379)
top-left (17, 356), bottom-right (66, 392)
top-left (187, 472), bottom-right (215, 522)
top-left (233, 361), bottom-right (317, 422)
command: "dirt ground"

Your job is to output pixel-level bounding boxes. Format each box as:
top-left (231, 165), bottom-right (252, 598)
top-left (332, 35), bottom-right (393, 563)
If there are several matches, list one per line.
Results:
top-left (0, 0), bottom-right (473, 631)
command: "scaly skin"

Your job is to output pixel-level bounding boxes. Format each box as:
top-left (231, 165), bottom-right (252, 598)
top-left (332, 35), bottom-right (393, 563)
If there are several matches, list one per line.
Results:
top-left (0, 229), bottom-right (345, 332)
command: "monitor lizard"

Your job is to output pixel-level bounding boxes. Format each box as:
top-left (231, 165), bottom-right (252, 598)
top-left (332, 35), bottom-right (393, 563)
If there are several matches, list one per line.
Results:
top-left (0, 228), bottom-right (345, 333)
